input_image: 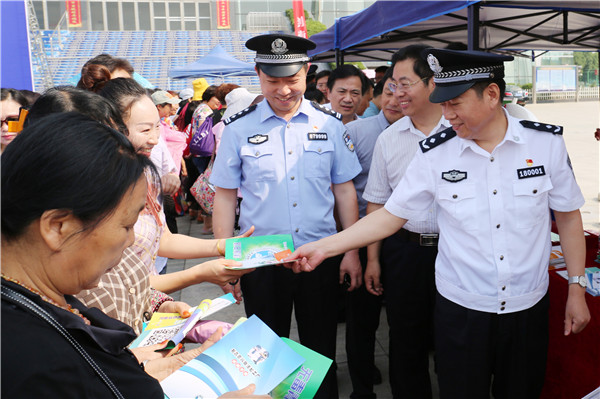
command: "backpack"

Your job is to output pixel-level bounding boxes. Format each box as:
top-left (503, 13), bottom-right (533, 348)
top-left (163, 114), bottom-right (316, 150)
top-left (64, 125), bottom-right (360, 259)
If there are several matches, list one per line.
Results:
top-left (189, 114), bottom-right (215, 157)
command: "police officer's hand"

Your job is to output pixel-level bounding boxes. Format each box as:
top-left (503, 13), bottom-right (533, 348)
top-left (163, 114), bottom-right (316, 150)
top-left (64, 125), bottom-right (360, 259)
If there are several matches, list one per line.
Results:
top-left (340, 250), bottom-right (362, 291)
top-left (285, 242), bottom-right (327, 273)
top-left (364, 259), bottom-right (383, 296)
top-left (564, 286), bottom-right (591, 335)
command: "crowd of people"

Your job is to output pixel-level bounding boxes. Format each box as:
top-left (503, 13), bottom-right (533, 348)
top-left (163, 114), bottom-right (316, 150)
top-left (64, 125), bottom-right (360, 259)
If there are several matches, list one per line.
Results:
top-left (1, 31), bottom-right (592, 399)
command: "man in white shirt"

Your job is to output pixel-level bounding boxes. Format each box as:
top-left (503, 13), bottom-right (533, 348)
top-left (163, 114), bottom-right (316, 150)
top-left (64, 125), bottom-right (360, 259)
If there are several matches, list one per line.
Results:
top-left (362, 45), bottom-right (450, 399)
top-left (290, 48), bottom-right (590, 399)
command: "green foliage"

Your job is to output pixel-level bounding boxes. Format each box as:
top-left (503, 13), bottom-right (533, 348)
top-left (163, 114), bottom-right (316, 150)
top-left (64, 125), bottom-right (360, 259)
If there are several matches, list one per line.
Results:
top-left (573, 51), bottom-right (599, 70)
top-left (521, 83), bottom-right (533, 90)
top-left (306, 19), bottom-right (326, 37)
top-left (285, 8), bottom-right (327, 37)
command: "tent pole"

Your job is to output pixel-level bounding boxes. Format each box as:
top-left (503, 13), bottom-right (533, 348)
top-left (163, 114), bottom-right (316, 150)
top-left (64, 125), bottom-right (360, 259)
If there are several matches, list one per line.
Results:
top-left (468, 3), bottom-right (480, 51)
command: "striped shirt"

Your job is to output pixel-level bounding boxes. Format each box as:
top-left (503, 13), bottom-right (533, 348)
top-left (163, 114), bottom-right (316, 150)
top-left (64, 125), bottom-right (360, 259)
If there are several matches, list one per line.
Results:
top-left (363, 115), bottom-right (450, 233)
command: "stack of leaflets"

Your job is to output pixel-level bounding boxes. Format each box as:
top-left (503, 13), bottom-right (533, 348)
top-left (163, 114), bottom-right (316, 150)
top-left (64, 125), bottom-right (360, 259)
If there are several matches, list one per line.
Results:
top-left (129, 293), bottom-right (236, 350)
top-left (549, 245), bottom-right (566, 270)
top-left (225, 234), bottom-right (295, 269)
top-left (161, 315), bottom-right (332, 398)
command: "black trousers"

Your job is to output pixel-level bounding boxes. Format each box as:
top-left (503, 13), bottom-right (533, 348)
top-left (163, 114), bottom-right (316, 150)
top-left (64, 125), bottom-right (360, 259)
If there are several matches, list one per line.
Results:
top-left (381, 231), bottom-right (437, 399)
top-left (240, 256), bottom-right (341, 399)
top-left (346, 247), bottom-right (382, 399)
top-left (435, 292), bottom-right (549, 399)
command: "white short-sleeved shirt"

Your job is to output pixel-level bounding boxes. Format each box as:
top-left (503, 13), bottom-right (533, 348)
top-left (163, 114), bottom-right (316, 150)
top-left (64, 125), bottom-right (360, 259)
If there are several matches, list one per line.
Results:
top-left (211, 98), bottom-right (361, 247)
top-left (385, 111), bottom-right (584, 313)
top-left (364, 115), bottom-right (450, 233)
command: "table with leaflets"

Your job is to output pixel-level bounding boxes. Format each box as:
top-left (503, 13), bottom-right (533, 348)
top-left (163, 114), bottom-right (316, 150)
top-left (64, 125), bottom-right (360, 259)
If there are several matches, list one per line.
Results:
top-left (541, 231), bottom-right (600, 399)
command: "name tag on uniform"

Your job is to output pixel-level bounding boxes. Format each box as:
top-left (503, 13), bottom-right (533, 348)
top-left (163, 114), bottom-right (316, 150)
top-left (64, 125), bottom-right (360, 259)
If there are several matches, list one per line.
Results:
top-left (248, 134), bottom-right (268, 145)
top-left (517, 165), bottom-right (546, 179)
top-left (307, 132), bottom-right (328, 140)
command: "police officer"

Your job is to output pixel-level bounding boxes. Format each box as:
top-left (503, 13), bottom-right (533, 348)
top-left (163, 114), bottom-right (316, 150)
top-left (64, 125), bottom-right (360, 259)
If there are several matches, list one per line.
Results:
top-left (211, 33), bottom-right (362, 398)
top-left (290, 49), bottom-right (591, 399)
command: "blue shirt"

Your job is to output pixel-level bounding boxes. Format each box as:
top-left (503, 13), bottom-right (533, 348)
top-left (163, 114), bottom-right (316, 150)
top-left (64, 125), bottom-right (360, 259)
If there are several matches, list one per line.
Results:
top-left (360, 101), bottom-right (380, 119)
top-left (346, 111), bottom-right (390, 218)
top-left (211, 98), bottom-right (361, 246)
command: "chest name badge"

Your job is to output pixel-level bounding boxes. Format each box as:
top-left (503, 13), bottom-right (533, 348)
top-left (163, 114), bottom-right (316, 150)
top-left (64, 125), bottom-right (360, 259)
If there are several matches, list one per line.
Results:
top-left (308, 132), bottom-right (328, 141)
top-left (442, 170), bottom-right (467, 183)
top-left (248, 134), bottom-right (268, 145)
top-left (517, 165), bottom-right (546, 179)
top-left (342, 131), bottom-right (355, 152)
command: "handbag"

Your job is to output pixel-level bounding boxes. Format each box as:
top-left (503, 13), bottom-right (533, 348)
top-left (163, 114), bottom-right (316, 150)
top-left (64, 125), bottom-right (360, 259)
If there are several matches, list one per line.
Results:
top-left (188, 115), bottom-right (215, 157)
top-left (1, 286), bottom-right (125, 399)
top-left (190, 157), bottom-right (215, 214)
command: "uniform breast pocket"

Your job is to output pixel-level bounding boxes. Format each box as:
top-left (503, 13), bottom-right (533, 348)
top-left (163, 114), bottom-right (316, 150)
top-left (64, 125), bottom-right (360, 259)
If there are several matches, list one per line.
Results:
top-left (303, 141), bottom-right (334, 178)
top-left (512, 176), bottom-right (553, 228)
top-left (240, 145), bottom-right (276, 181)
top-left (437, 183), bottom-right (479, 230)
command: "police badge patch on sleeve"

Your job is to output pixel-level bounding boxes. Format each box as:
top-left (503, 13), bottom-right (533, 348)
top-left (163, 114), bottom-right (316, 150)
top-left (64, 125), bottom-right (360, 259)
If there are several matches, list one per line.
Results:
top-left (342, 132), bottom-right (355, 152)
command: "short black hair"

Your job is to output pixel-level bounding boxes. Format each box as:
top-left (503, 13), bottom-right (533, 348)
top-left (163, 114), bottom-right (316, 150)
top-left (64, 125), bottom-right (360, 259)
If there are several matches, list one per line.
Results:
top-left (1, 88), bottom-right (30, 108)
top-left (2, 112), bottom-right (155, 241)
top-left (374, 68), bottom-right (394, 97)
top-left (202, 85), bottom-right (219, 103)
top-left (315, 70), bottom-right (331, 82)
top-left (374, 66), bottom-right (389, 74)
top-left (390, 45), bottom-right (434, 83)
top-left (304, 83), bottom-right (325, 103)
top-left (327, 65), bottom-right (370, 95)
top-left (471, 79), bottom-right (507, 103)
top-left (25, 86), bottom-right (126, 134)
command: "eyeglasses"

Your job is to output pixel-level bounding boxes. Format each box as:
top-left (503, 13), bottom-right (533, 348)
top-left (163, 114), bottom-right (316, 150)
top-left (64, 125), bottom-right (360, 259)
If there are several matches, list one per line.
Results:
top-left (388, 77), bottom-right (428, 93)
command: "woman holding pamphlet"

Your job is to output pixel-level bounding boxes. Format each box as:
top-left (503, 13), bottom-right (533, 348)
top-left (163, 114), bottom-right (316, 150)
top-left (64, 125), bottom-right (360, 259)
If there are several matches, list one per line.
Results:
top-left (1, 113), bottom-right (269, 398)
top-left (24, 85), bottom-right (253, 338)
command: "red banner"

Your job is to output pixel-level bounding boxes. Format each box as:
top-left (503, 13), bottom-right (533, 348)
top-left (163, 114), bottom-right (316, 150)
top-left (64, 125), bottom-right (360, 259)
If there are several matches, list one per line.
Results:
top-left (292, 0), bottom-right (307, 38)
top-left (65, 0), bottom-right (82, 28)
top-left (216, 0), bottom-right (230, 30)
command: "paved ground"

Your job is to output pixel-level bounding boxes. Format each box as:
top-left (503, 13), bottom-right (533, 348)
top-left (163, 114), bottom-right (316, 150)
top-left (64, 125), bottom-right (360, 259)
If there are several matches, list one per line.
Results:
top-left (167, 101), bottom-right (599, 398)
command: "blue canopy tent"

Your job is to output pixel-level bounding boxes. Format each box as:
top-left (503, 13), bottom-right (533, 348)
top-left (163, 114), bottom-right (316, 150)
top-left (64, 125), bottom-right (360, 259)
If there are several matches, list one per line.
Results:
top-left (308, 1), bottom-right (600, 64)
top-left (168, 45), bottom-right (256, 79)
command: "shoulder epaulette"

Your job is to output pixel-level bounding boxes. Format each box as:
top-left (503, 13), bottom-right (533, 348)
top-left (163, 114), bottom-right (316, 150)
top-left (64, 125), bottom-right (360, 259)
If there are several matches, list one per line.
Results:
top-left (419, 127), bottom-right (456, 153)
top-left (224, 104), bottom-right (258, 126)
top-left (311, 101), bottom-right (342, 121)
top-left (520, 120), bottom-right (563, 135)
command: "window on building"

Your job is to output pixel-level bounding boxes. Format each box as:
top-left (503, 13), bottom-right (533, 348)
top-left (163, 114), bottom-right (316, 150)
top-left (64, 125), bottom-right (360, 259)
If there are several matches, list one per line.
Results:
top-left (198, 3), bottom-right (211, 29)
top-left (154, 2), bottom-right (166, 30)
top-left (90, 1), bottom-right (104, 30)
top-left (33, 1), bottom-right (45, 30)
top-left (122, 2), bottom-right (136, 30)
top-left (138, 2), bottom-right (151, 30)
top-left (46, 1), bottom-right (63, 29)
top-left (106, 2), bottom-right (119, 30)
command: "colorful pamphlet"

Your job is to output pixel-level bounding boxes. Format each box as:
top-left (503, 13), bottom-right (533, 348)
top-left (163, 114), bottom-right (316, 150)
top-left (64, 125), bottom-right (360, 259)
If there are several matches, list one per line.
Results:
top-left (225, 234), bottom-right (295, 269)
top-left (271, 338), bottom-right (333, 399)
top-left (129, 293), bottom-right (236, 349)
top-left (160, 315), bottom-right (305, 398)
top-left (549, 245), bottom-right (566, 270)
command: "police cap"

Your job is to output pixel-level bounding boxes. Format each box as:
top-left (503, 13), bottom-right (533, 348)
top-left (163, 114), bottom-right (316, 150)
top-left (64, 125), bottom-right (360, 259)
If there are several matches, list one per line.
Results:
top-left (423, 48), bottom-right (514, 103)
top-left (246, 33), bottom-right (316, 78)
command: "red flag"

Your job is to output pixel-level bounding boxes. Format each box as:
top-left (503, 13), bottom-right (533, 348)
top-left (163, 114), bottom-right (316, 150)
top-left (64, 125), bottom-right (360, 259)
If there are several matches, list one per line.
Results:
top-left (292, 0), bottom-right (308, 38)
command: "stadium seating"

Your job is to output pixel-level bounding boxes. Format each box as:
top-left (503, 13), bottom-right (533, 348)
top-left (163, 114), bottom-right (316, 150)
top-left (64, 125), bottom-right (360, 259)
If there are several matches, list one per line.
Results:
top-left (36, 30), bottom-right (265, 92)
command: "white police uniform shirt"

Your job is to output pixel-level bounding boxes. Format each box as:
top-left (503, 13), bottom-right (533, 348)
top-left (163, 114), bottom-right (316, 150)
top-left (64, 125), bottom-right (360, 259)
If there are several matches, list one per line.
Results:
top-left (385, 110), bottom-right (584, 314)
top-left (364, 115), bottom-right (450, 233)
top-left (211, 98), bottom-right (361, 247)
top-left (346, 111), bottom-right (391, 218)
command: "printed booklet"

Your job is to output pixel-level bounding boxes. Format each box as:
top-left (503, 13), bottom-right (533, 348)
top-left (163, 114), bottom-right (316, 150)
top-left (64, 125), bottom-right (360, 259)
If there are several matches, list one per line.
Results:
top-left (225, 234), bottom-right (295, 269)
top-left (161, 315), bottom-right (305, 397)
top-left (129, 293), bottom-right (236, 349)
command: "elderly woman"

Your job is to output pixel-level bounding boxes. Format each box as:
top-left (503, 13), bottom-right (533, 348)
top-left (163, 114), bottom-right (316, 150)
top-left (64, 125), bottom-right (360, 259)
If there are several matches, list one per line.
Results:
top-left (1, 113), bottom-right (267, 398)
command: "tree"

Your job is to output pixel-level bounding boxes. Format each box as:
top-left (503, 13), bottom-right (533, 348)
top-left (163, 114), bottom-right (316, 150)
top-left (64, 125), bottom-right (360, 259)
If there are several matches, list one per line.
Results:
top-left (573, 51), bottom-right (599, 85)
top-left (285, 8), bottom-right (327, 37)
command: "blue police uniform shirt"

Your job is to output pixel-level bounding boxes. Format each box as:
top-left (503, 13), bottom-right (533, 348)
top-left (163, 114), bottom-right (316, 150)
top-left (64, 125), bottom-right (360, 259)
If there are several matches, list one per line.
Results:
top-left (211, 98), bottom-right (361, 247)
top-left (345, 111), bottom-right (390, 218)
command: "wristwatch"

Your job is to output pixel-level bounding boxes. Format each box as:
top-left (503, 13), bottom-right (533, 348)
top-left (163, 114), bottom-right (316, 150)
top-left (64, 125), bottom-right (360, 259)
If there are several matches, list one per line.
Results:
top-left (568, 275), bottom-right (587, 288)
